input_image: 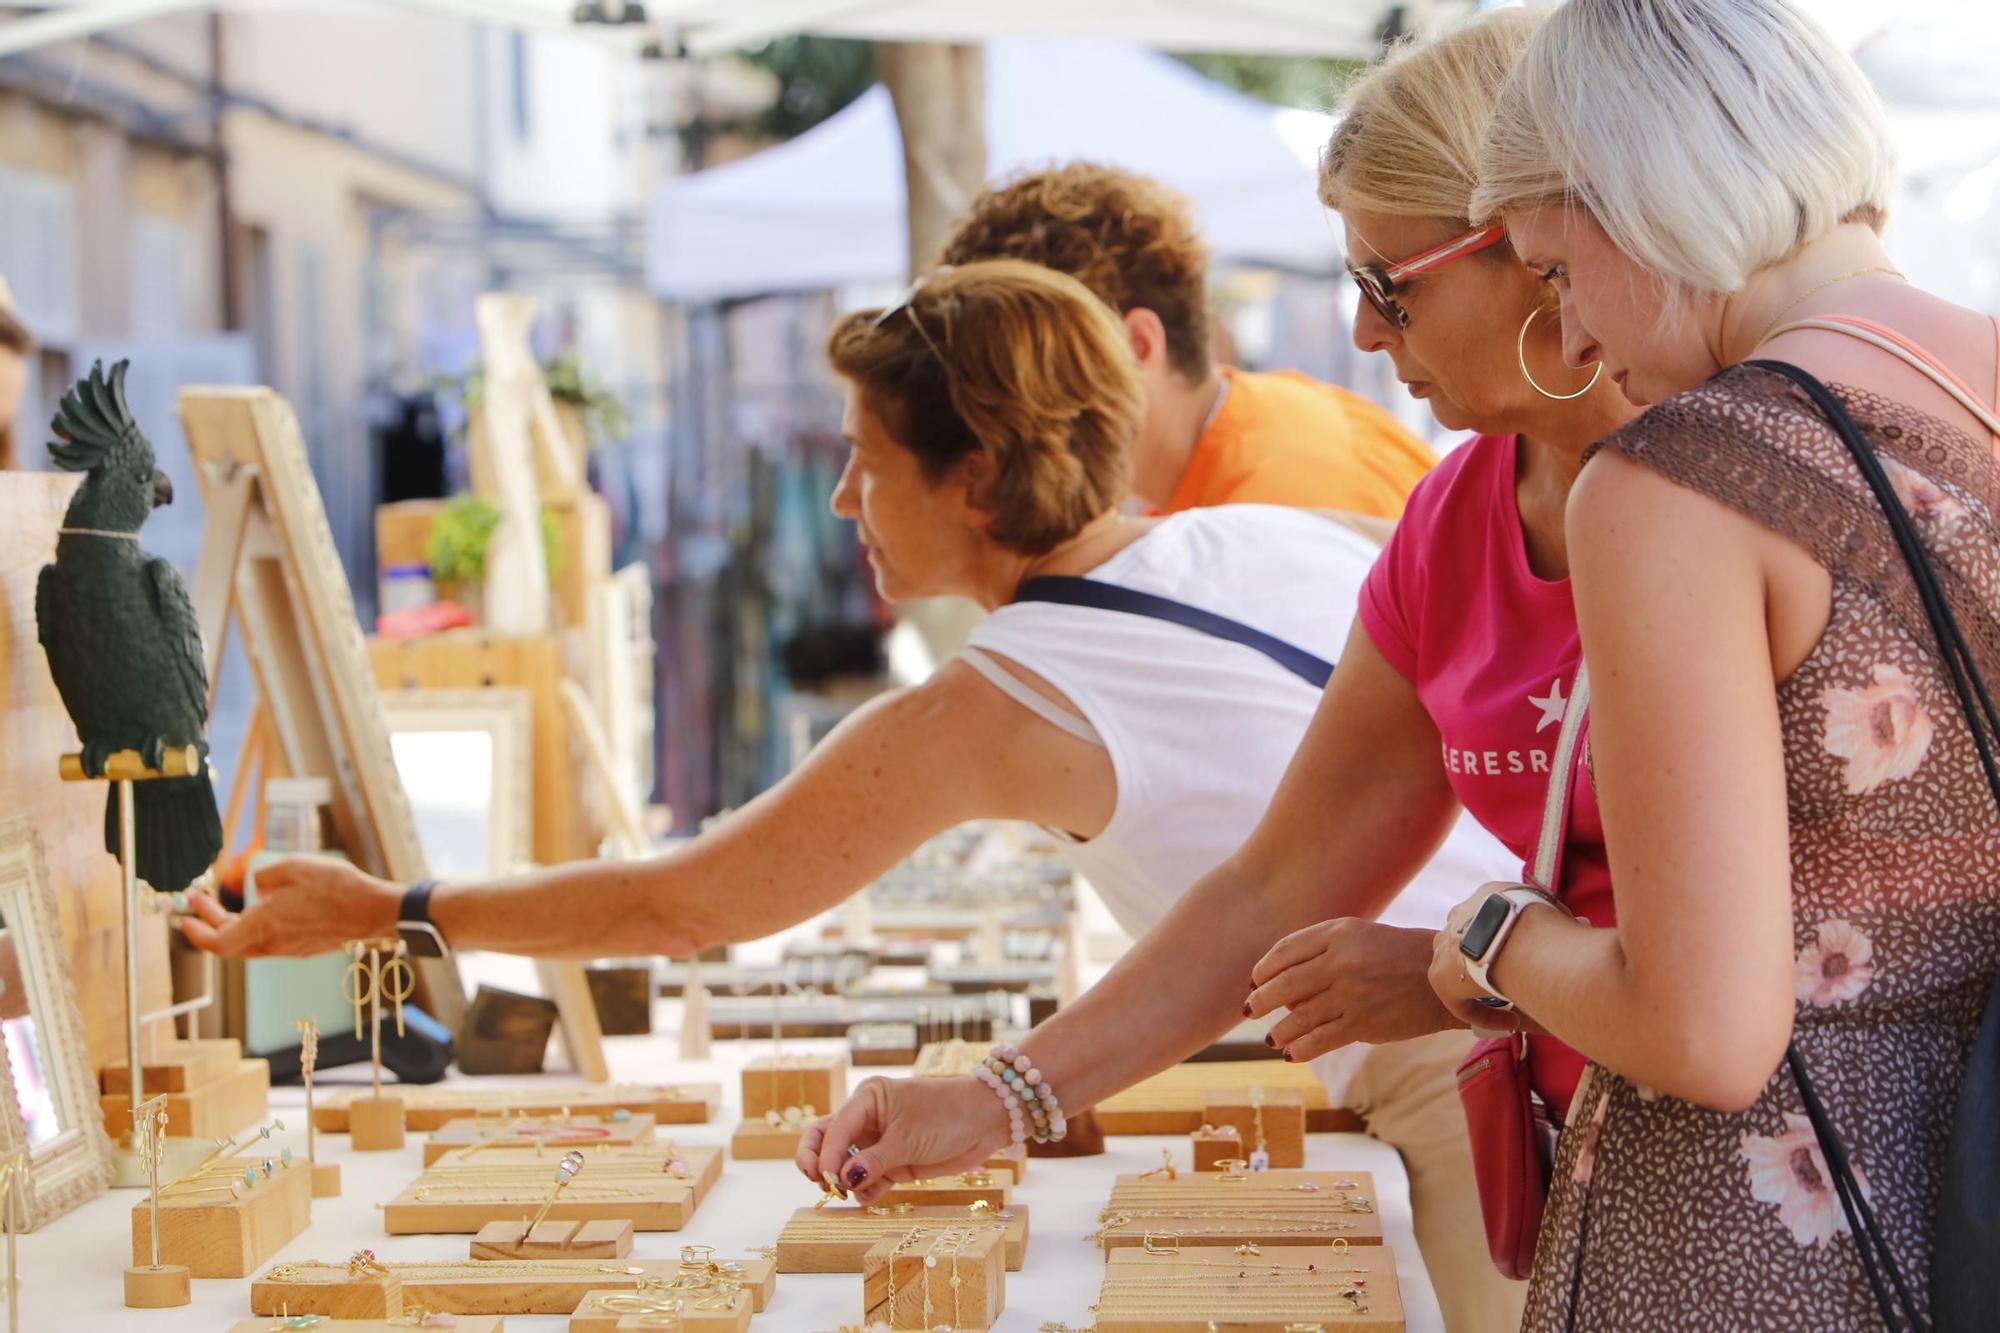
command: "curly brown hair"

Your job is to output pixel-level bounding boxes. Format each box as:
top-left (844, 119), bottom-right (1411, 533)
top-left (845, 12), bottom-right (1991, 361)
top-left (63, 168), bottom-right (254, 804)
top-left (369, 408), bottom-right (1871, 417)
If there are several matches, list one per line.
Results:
top-left (941, 162), bottom-right (1212, 382)
top-left (826, 259), bottom-right (1141, 556)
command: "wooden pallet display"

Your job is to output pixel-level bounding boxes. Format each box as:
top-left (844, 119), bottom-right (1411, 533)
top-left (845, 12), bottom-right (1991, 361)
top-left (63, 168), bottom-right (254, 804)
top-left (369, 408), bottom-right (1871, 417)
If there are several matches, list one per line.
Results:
top-left (252, 1257), bottom-right (685, 1317)
top-left (129, 1149), bottom-right (309, 1278)
top-left (315, 1084), bottom-right (718, 1133)
top-left (384, 1146), bottom-right (722, 1234)
top-left (1094, 1061), bottom-right (1361, 1135)
top-left (862, 1227), bottom-right (1004, 1331)
top-left (1094, 1170), bottom-right (1382, 1252)
top-left (426, 1112), bottom-right (658, 1166)
top-left (776, 1204), bottom-right (1028, 1273)
top-left (1091, 1241), bottom-right (1404, 1333)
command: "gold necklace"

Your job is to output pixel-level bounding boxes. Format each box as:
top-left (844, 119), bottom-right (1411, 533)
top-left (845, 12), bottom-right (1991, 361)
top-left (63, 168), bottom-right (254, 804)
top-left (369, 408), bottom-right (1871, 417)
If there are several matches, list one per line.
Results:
top-left (1249, 1086), bottom-right (1269, 1170)
top-left (1753, 265), bottom-right (1905, 348)
top-left (882, 1226), bottom-right (923, 1326)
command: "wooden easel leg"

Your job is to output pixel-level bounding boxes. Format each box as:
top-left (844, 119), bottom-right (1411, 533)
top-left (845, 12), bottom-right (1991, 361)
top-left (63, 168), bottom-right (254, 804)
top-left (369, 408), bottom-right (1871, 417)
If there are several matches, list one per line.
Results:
top-left (190, 469), bottom-right (256, 707)
top-left (535, 961), bottom-right (609, 1083)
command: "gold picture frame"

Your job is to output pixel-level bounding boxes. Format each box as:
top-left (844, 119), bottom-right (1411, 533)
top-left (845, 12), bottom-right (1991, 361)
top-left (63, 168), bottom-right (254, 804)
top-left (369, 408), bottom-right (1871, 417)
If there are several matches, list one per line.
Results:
top-left (0, 817), bottom-right (114, 1227)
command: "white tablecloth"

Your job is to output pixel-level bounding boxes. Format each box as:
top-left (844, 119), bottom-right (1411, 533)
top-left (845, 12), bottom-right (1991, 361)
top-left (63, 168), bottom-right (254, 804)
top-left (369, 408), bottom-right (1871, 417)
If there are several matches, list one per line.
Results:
top-left (25, 1004), bottom-right (1443, 1330)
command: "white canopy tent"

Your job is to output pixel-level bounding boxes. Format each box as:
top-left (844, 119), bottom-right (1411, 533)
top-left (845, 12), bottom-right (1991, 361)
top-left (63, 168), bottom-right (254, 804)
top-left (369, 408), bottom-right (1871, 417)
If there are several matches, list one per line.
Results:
top-left (644, 38), bottom-right (1339, 303)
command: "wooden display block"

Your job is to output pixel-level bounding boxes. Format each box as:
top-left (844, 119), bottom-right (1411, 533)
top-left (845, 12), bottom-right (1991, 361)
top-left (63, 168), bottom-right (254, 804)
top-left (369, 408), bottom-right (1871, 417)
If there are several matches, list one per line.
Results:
top-left (428, 1144), bottom-right (723, 1208)
top-left (101, 1058), bottom-right (270, 1139)
top-left (384, 1147), bottom-right (723, 1234)
top-left (313, 1162), bottom-right (344, 1197)
top-left (473, 1218), bottom-right (635, 1259)
top-left (777, 1204), bottom-right (1028, 1273)
top-left (730, 1117), bottom-right (804, 1160)
top-left (426, 1112), bottom-right (657, 1165)
top-left (1192, 1123), bottom-right (1243, 1171)
top-left (315, 1083), bottom-right (719, 1133)
top-left (253, 1259), bottom-right (685, 1317)
top-left (1095, 1061), bottom-right (1358, 1135)
top-left (862, 1228), bottom-right (1004, 1331)
top-left (874, 1170), bottom-right (1010, 1210)
top-left (584, 965), bottom-right (654, 1036)
top-left (741, 1053), bottom-right (847, 1120)
top-left (229, 1322), bottom-right (505, 1333)
top-left (132, 1157), bottom-right (310, 1279)
top-left (1097, 1170), bottom-right (1382, 1251)
top-left (349, 1094), bottom-right (406, 1151)
top-left (1204, 1087), bottom-right (1305, 1169)
top-left (570, 1287), bottom-right (751, 1333)
top-left (123, 1263), bottom-right (190, 1308)
top-left (101, 1037), bottom-right (242, 1094)
top-left (1094, 1242), bottom-right (1403, 1332)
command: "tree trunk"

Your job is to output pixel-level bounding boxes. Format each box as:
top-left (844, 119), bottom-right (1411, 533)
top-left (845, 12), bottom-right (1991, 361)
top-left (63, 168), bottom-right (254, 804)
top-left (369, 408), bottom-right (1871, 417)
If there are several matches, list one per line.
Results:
top-left (876, 42), bottom-right (987, 278)
top-left (875, 42), bottom-right (991, 662)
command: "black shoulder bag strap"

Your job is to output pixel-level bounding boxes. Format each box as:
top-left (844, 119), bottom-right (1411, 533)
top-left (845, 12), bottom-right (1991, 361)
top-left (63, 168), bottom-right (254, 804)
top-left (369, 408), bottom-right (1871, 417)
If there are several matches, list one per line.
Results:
top-left (1010, 576), bottom-right (1334, 689)
top-left (1753, 357), bottom-right (2000, 1333)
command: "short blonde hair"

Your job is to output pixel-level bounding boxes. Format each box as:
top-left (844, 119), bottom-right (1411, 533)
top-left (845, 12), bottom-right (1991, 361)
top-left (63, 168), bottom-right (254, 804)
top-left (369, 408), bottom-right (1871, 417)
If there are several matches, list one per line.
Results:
top-left (1320, 6), bottom-right (1546, 222)
top-left (826, 260), bottom-right (1139, 556)
top-left (1472, 0), bottom-right (1894, 295)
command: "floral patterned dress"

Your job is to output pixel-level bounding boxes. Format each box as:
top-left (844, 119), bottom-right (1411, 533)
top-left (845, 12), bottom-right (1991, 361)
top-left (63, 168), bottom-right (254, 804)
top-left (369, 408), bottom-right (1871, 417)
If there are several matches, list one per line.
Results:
top-left (1521, 364), bottom-right (2000, 1331)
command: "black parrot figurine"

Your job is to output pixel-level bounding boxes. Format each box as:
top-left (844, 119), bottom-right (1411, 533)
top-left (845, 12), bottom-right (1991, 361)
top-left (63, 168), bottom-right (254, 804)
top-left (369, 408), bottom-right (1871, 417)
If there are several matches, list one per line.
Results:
top-left (35, 360), bottom-right (222, 893)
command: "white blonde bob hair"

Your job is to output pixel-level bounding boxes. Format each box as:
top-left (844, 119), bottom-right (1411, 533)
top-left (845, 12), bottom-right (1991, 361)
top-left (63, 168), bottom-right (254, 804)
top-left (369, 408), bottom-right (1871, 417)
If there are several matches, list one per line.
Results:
top-left (1471, 0), bottom-right (1895, 295)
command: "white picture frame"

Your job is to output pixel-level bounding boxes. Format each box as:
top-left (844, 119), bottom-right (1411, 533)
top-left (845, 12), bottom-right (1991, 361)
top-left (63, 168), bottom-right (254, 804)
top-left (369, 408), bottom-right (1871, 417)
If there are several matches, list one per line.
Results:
top-left (378, 688), bottom-right (533, 879)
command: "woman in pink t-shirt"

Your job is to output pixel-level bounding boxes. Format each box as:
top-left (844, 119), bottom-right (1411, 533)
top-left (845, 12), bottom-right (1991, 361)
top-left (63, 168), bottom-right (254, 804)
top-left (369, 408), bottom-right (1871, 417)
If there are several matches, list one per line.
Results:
top-left (799, 14), bottom-right (1635, 1331)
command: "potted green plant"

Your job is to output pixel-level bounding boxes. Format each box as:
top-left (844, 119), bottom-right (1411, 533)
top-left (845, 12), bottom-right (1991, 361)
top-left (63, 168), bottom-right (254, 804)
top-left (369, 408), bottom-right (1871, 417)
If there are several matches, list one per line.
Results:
top-left (426, 494), bottom-right (564, 621)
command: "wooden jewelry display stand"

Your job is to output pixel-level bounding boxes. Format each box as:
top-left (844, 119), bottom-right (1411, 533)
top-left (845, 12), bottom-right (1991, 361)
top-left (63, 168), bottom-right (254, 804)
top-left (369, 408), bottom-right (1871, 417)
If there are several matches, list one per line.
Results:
top-left (252, 1254), bottom-right (687, 1317)
top-left (1091, 1241), bottom-right (1404, 1333)
top-left (471, 1217), bottom-right (634, 1260)
top-left (1095, 1061), bottom-right (1355, 1135)
top-left (873, 1167), bottom-right (1010, 1210)
top-left (777, 1203), bottom-right (1029, 1273)
top-left (130, 1114), bottom-right (309, 1277)
top-left (1204, 1086), bottom-right (1306, 1170)
top-left (297, 1018), bottom-right (341, 1197)
top-left (343, 939), bottom-right (412, 1151)
top-left (569, 1247), bottom-right (776, 1333)
top-left (426, 1110), bottom-right (657, 1165)
top-left (383, 1144), bottom-right (723, 1233)
top-left (732, 1050), bottom-right (846, 1161)
top-left (862, 1227), bottom-right (1005, 1331)
top-left (67, 748), bottom-right (266, 1179)
top-left (1094, 1170), bottom-right (1382, 1252)
top-left (1191, 1123), bottom-right (1243, 1171)
top-left (227, 1312), bottom-right (504, 1320)
top-left (122, 1096), bottom-right (191, 1307)
top-left (314, 1083), bottom-right (719, 1133)
top-left (99, 1036), bottom-right (270, 1145)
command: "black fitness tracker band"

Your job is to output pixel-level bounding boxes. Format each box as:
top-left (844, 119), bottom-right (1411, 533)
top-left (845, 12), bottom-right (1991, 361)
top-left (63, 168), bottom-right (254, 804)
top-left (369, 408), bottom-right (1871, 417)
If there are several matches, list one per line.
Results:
top-left (399, 879), bottom-right (438, 928)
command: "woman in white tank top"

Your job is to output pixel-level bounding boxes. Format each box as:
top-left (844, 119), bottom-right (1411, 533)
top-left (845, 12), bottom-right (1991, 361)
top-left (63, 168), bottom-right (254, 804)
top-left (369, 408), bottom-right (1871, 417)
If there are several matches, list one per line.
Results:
top-left (186, 260), bottom-right (1513, 1316)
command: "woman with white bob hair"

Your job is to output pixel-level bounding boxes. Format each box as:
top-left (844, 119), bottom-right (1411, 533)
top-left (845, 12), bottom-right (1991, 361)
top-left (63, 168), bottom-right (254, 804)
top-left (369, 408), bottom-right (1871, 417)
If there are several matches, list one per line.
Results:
top-left (1422, 0), bottom-right (2000, 1326)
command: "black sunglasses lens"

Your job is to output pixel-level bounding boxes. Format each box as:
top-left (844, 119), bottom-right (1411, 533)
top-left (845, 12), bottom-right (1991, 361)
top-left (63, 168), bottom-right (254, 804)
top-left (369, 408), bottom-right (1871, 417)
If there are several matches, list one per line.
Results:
top-left (1351, 271), bottom-right (1404, 328)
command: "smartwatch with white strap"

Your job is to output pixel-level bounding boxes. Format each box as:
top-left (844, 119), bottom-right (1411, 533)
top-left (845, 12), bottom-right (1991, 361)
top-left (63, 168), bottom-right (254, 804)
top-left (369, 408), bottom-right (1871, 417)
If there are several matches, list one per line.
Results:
top-left (1457, 886), bottom-right (1562, 1011)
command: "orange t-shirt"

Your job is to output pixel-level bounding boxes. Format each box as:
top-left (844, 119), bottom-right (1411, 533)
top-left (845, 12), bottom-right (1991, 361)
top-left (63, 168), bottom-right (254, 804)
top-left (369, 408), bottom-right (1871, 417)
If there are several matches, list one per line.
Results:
top-left (1162, 367), bottom-right (1435, 518)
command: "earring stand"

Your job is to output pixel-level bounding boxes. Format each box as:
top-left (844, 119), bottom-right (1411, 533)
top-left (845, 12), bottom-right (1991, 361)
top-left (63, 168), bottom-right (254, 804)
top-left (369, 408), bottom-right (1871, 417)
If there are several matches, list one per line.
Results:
top-left (345, 939), bottom-right (410, 1150)
top-left (59, 746), bottom-right (221, 1187)
top-left (121, 1096), bottom-right (191, 1307)
top-left (296, 1020), bottom-right (340, 1196)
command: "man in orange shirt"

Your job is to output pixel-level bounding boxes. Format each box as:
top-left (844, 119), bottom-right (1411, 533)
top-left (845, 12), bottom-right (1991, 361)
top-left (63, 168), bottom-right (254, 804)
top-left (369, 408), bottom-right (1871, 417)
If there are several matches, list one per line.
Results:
top-left (941, 163), bottom-right (1435, 516)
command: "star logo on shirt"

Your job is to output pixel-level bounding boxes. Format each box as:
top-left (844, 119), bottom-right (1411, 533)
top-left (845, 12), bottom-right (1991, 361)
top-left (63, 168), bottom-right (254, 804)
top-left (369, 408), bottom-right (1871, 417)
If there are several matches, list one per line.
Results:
top-left (1528, 679), bottom-right (1567, 733)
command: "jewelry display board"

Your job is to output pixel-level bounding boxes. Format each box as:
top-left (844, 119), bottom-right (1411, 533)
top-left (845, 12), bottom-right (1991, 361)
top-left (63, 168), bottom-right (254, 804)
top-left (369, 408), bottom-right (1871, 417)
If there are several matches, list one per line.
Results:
top-left (424, 1111), bottom-right (657, 1166)
top-left (1204, 1086), bottom-right (1306, 1170)
top-left (775, 1204), bottom-right (1029, 1273)
top-left (469, 1216), bottom-right (633, 1259)
top-left (873, 1169), bottom-right (1010, 1210)
top-left (1094, 1170), bottom-right (1382, 1252)
top-left (128, 1125), bottom-right (308, 1277)
top-left (1094, 1061), bottom-right (1352, 1135)
top-left (1091, 1241), bottom-right (1404, 1332)
top-left (252, 1255), bottom-right (686, 1317)
top-left (228, 1321), bottom-right (504, 1333)
top-left (862, 1226), bottom-right (1005, 1331)
top-left (383, 1145), bottom-right (723, 1234)
top-left (312, 1084), bottom-right (719, 1133)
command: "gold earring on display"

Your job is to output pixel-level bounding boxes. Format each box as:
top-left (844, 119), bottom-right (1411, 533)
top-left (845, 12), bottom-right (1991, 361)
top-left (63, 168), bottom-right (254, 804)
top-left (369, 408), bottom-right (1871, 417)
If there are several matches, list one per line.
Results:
top-left (1518, 306), bottom-right (1603, 402)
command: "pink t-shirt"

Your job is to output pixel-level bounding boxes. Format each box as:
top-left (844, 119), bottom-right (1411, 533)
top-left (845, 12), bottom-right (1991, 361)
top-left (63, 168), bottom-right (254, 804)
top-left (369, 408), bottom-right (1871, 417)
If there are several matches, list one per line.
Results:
top-left (1358, 433), bottom-right (1611, 1118)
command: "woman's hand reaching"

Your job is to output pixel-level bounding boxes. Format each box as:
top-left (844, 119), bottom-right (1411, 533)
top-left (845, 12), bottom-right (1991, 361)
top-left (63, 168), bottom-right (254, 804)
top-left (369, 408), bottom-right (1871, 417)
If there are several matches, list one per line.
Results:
top-left (796, 1075), bottom-right (1013, 1206)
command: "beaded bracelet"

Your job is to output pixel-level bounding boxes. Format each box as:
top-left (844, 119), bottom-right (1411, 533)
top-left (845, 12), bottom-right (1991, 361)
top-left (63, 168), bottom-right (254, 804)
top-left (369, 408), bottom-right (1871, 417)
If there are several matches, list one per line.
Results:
top-left (974, 1044), bottom-right (1066, 1145)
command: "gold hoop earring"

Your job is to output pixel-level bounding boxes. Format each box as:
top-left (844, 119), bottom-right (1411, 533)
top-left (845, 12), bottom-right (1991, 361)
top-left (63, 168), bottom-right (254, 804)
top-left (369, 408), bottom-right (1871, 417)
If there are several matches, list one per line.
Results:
top-left (1518, 307), bottom-right (1602, 401)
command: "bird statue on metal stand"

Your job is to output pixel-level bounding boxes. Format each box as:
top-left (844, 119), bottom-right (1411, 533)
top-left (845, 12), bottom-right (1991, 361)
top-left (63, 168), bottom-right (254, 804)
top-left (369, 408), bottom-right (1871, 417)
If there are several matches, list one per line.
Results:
top-left (35, 360), bottom-right (222, 893)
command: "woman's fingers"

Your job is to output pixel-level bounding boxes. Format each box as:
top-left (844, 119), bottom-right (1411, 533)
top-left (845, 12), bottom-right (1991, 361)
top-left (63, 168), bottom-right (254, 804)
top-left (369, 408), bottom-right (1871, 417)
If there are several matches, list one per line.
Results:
top-left (1245, 947), bottom-right (1334, 1020)
top-left (814, 1078), bottom-right (892, 1195)
top-left (1249, 922), bottom-right (1329, 991)
top-left (1280, 1017), bottom-right (1356, 1064)
top-left (1265, 994), bottom-right (1341, 1052)
top-left (178, 892), bottom-right (255, 956)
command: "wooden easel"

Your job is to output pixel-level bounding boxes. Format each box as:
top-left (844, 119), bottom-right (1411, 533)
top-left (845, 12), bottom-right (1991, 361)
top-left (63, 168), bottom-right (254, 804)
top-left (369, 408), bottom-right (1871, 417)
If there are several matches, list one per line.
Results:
top-left (180, 388), bottom-right (600, 1079)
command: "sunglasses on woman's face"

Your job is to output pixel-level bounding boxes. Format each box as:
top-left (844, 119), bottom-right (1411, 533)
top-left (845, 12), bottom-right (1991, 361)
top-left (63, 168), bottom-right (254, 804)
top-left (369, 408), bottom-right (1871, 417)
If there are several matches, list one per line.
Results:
top-left (1347, 224), bottom-right (1508, 330)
